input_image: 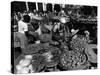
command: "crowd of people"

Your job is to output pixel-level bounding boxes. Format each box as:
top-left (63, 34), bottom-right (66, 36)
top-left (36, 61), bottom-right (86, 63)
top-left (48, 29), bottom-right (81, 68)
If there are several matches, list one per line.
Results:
top-left (11, 7), bottom-right (97, 73)
top-left (12, 9), bottom-right (72, 49)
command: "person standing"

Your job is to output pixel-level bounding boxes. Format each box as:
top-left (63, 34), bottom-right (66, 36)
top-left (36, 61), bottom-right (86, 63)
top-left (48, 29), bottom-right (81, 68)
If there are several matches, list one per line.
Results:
top-left (16, 15), bottom-right (30, 50)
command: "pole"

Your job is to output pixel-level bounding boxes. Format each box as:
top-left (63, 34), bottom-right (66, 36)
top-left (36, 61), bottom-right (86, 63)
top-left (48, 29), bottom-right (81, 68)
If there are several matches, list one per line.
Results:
top-left (26, 2), bottom-right (29, 11)
top-left (52, 3), bottom-right (55, 12)
top-left (36, 2), bottom-right (38, 11)
top-left (43, 3), bottom-right (46, 11)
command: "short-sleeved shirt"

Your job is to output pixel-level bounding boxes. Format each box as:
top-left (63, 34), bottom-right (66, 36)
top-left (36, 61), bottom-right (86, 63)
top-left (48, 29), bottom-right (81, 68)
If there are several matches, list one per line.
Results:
top-left (18, 20), bottom-right (28, 34)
